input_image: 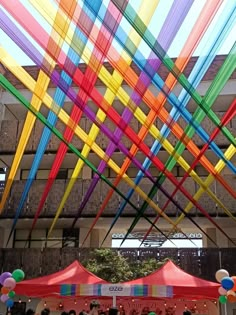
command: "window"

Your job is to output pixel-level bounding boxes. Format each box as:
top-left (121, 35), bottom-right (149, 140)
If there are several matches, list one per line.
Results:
top-left (14, 229), bottom-right (79, 248)
top-left (20, 169), bottom-right (35, 180)
top-left (0, 168), bottom-right (5, 191)
top-left (14, 229), bottom-right (46, 248)
top-left (36, 169), bottom-right (50, 179)
top-left (62, 228), bottom-right (79, 247)
top-left (56, 169), bottom-right (68, 179)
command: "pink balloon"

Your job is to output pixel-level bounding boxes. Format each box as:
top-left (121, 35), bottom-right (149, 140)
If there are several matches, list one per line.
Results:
top-left (3, 278), bottom-right (16, 290)
top-left (0, 272), bottom-right (12, 285)
top-left (0, 294), bottom-right (9, 303)
top-left (218, 286), bottom-right (227, 295)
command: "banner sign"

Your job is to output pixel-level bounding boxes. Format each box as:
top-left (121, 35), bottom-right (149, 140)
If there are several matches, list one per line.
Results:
top-left (60, 284), bottom-right (173, 298)
top-left (101, 284), bottom-right (131, 296)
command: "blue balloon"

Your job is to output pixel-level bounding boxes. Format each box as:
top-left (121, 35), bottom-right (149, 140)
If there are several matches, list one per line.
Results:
top-left (6, 299), bottom-right (14, 308)
top-left (221, 276), bottom-right (234, 290)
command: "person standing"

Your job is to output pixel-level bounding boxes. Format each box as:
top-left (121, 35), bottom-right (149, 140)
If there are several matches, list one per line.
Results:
top-left (89, 300), bottom-right (100, 315)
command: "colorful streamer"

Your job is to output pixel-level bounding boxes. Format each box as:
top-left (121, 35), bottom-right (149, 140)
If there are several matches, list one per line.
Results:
top-left (28, 0), bottom-right (124, 237)
top-left (0, 51), bottom-right (224, 248)
top-left (70, 0), bottom-right (193, 228)
top-left (0, 73), bottom-right (209, 246)
top-left (115, 29), bottom-right (236, 247)
top-left (81, 0), bottom-right (227, 245)
top-left (0, 0), bottom-right (235, 247)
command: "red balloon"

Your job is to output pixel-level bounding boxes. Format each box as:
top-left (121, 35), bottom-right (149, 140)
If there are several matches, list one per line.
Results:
top-left (1, 287), bottom-right (9, 294)
top-left (227, 294), bottom-right (236, 303)
top-left (231, 276), bottom-right (236, 291)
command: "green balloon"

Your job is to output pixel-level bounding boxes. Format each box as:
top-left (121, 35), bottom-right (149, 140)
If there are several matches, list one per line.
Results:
top-left (219, 295), bottom-right (227, 304)
top-left (12, 269), bottom-right (25, 282)
top-left (8, 291), bottom-right (15, 298)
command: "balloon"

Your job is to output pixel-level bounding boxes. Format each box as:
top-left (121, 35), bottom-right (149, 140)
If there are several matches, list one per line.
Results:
top-left (0, 272), bottom-right (12, 285)
top-left (0, 294), bottom-right (9, 303)
top-left (231, 276), bottom-right (236, 291)
top-left (227, 290), bottom-right (236, 297)
top-left (227, 295), bottom-right (236, 303)
top-left (218, 287), bottom-right (227, 295)
top-left (8, 291), bottom-right (15, 298)
top-left (3, 278), bottom-right (16, 290)
top-left (221, 277), bottom-right (234, 290)
top-left (6, 299), bottom-right (14, 308)
top-left (216, 269), bottom-right (229, 283)
top-left (219, 295), bottom-right (227, 304)
top-left (12, 269), bottom-right (25, 282)
top-left (1, 287), bottom-right (9, 295)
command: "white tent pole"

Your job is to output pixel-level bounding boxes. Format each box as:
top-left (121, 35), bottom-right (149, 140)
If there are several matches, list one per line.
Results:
top-left (112, 295), bottom-right (117, 307)
top-left (224, 303), bottom-right (227, 315)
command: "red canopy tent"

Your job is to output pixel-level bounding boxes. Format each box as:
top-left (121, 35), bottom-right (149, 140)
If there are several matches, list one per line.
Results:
top-left (123, 260), bottom-right (219, 300)
top-left (15, 260), bottom-right (219, 300)
top-left (15, 260), bottom-right (107, 297)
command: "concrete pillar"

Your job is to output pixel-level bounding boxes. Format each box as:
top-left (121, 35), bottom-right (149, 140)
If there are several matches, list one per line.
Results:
top-left (90, 229), bottom-right (100, 248)
top-left (203, 227), bottom-right (236, 248)
top-left (203, 228), bottom-right (217, 247)
top-left (80, 228), bottom-right (112, 248)
top-left (79, 227), bottom-right (91, 248)
top-left (97, 229), bottom-right (112, 248)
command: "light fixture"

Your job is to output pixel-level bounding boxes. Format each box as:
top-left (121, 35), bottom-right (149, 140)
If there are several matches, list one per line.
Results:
top-left (204, 302), bottom-right (207, 307)
top-left (164, 301), bottom-right (167, 307)
top-left (28, 298), bottom-right (31, 303)
top-left (74, 300), bottom-right (77, 305)
top-left (44, 302), bottom-right (47, 307)
top-left (132, 299), bottom-right (134, 302)
top-left (185, 304), bottom-right (187, 310)
top-left (19, 298), bottom-right (22, 304)
top-left (174, 304), bottom-right (176, 309)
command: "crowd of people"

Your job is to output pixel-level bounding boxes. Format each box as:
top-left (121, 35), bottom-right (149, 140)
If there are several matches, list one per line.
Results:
top-left (25, 300), bottom-right (192, 315)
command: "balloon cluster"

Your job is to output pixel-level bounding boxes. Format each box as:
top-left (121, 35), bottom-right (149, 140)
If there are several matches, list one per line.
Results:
top-left (0, 269), bottom-right (25, 308)
top-left (216, 269), bottom-right (236, 304)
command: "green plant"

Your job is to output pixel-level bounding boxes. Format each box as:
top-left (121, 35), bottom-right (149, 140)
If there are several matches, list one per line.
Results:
top-left (83, 249), bottom-right (170, 282)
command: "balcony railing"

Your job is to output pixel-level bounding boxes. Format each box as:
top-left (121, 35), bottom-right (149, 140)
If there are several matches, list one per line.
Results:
top-left (0, 247), bottom-right (235, 281)
top-left (1, 177), bottom-right (235, 218)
